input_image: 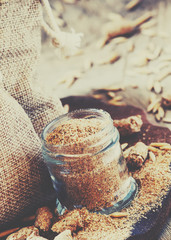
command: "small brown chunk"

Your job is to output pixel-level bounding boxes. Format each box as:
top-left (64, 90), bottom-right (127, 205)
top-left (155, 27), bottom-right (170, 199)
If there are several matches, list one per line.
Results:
top-left (113, 115), bottom-right (143, 136)
top-left (6, 226), bottom-right (39, 240)
top-left (34, 207), bottom-right (53, 232)
top-left (51, 209), bottom-right (84, 234)
top-left (125, 142), bottom-right (148, 170)
top-left (54, 230), bottom-right (73, 240)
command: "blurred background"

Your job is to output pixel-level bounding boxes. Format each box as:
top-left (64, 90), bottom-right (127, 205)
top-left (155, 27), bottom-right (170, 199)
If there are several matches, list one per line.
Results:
top-left (35, 0), bottom-right (171, 129)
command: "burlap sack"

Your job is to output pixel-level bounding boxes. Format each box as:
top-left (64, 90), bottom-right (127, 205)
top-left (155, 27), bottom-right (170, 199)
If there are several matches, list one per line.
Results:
top-left (0, 0), bottom-right (82, 229)
top-left (0, 0), bottom-right (66, 228)
top-left (0, 77), bottom-right (56, 228)
top-left (0, 0), bottom-right (64, 136)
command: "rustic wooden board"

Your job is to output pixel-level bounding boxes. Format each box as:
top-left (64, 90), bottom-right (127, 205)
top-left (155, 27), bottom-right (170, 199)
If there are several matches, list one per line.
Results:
top-left (61, 95), bottom-right (171, 240)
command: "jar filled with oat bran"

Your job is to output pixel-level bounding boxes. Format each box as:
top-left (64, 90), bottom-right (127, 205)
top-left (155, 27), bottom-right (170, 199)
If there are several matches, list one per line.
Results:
top-left (41, 109), bottom-right (137, 215)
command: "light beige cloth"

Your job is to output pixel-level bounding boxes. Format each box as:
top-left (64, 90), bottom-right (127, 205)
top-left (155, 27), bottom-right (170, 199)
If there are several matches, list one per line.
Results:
top-left (0, 0), bottom-right (64, 227)
top-left (0, 0), bottom-right (64, 136)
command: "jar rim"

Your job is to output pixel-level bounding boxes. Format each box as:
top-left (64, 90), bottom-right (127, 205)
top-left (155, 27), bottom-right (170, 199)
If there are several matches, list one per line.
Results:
top-left (41, 108), bottom-right (119, 156)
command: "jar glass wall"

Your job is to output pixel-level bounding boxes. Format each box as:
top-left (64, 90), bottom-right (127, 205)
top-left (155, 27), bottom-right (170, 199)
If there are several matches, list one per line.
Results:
top-left (41, 109), bottom-right (137, 215)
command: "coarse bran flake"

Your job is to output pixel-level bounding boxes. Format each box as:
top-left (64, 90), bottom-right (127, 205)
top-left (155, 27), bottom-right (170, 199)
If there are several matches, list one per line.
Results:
top-left (72, 150), bottom-right (170, 240)
top-left (46, 118), bottom-right (123, 211)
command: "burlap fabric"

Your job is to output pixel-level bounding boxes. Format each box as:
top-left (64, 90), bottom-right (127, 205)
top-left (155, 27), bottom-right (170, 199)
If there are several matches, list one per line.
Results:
top-left (0, 0), bottom-right (64, 227)
top-left (0, 0), bottom-right (64, 136)
top-left (0, 80), bottom-right (56, 227)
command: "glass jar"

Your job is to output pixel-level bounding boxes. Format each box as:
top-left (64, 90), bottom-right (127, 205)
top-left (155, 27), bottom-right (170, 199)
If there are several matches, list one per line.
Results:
top-left (41, 108), bottom-right (137, 215)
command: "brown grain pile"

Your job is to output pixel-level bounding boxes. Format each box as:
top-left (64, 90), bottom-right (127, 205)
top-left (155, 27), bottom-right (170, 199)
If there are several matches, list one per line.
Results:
top-left (5, 149), bottom-right (170, 240)
top-left (46, 118), bottom-right (123, 211)
top-left (72, 149), bottom-right (171, 240)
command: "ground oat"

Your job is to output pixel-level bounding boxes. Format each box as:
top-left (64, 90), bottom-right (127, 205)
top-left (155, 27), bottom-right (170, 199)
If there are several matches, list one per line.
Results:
top-left (72, 150), bottom-right (170, 240)
top-left (46, 118), bottom-right (123, 211)
top-left (46, 118), bottom-right (170, 240)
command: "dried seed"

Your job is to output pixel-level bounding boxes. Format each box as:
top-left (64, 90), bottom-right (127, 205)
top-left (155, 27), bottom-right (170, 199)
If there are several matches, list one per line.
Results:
top-left (159, 55), bottom-right (171, 62)
top-left (97, 53), bottom-right (120, 65)
top-left (147, 99), bottom-right (160, 113)
top-left (112, 37), bottom-right (127, 44)
top-left (131, 84), bottom-right (138, 89)
top-left (163, 117), bottom-right (171, 123)
top-left (156, 62), bottom-right (170, 71)
top-left (99, 36), bottom-right (127, 48)
top-left (96, 37), bottom-right (108, 49)
top-left (135, 12), bottom-right (154, 26)
top-left (148, 146), bottom-right (159, 153)
top-left (157, 107), bottom-right (165, 119)
top-left (149, 92), bottom-right (157, 103)
top-left (149, 151), bottom-right (156, 162)
top-left (113, 96), bottom-right (123, 102)
top-left (150, 142), bottom-right (170, 148)
top-left (147, 46), bottom-right (162, 61)
top-left (106, 91), bottom-right (116, 99)
top-left (160, 146), bottom-right (171, 150)
top-left (63, 104), bottom-right (70, 113)
top-left (121, 143), bottom-right (128, 150)
top-left (63, 0), bottom-right (77, 4)
top-left (155, 111), bottom-right (162, 122)
top-left (97, 85), bottom-right (124, 92)
top-left (152, 102), bottom-right (161, 114)
top-left (59, 70), bottom-right (82, 87)
top-left (109, 212), bottom-right (128, 218)
top-left (141, 19), bottom-right (157, 30)
top-left (156, 68), bottom-right (171, 82)
top-left (134, 54), bottom-right (148, 67)
top-left (107, 12), bottom-right (123, 21)
top-left (92, 94), bottom-right (104, 100)
top-left (153, 81), bottom-right (162, 94)
top-left (126, 0), bottom-right (142, 10)
top-left (108, 100), bottom-right (126, 106)
top-left (127, 40), bottom-right (135, 52)
top-left (102, 12), bottom-right (153, 45)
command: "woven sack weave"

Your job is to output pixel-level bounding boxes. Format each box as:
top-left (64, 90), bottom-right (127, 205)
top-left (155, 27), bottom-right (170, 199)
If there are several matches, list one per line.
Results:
top-left (0, 0), bottom-right (65, 228)
top-left (0, 0), bottom-right (64, 137)
top-left (0, 79), bottom-right (55, 228)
